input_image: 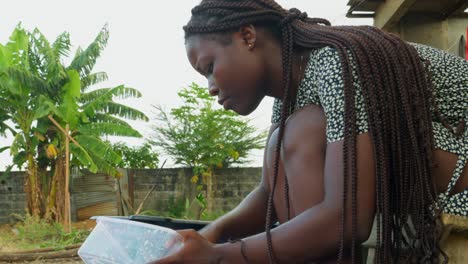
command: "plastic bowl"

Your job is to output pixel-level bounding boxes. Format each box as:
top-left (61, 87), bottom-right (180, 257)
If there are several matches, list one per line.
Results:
top-left (78, 216), bottom-right (183, 264)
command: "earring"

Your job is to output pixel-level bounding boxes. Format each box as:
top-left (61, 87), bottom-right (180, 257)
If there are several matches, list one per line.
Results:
top-left (248, 43), bottom-right (253, 49)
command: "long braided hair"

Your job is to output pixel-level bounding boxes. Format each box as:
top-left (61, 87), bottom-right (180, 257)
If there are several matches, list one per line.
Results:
top-left (183, 0), bottom-right (445, 263)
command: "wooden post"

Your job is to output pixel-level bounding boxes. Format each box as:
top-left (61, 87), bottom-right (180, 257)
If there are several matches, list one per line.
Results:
top-left (48, 115), bottom-right (76, 232)
top-left (64, 124), bottom-right (71, 232)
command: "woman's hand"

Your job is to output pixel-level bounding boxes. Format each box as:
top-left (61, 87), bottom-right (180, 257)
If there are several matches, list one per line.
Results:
top-left (149, 229), bottom-right (222, 264)
top-left (199, 223), bottom-right (222, 243)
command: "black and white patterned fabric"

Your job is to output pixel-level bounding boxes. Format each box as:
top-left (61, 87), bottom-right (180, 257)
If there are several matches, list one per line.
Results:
top-left (271, 43), bottom-right (468, 216)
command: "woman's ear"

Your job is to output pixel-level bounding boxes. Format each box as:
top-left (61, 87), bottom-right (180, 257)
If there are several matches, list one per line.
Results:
top-left (239, 24), bottom-right (257, 50)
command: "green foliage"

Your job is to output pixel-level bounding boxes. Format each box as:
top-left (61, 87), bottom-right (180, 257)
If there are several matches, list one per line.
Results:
top-left (150, 82), bottom-right (267, 177)
top-left (110, 142), bottom-right (159, 169)
top-left (7, 214), bottom-right (90, 250)
top-left (150, 83), bottom-right (266, 215)
top-left (140, 194), bottom-right (225, 221)
top-left (0, 24), bottom-right (148, 177)
top-left (0, 23), bottom-right (149, 219)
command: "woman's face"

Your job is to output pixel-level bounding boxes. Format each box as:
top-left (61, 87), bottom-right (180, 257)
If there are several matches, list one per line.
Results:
top-left (185, 32), bottom-right (267, 116)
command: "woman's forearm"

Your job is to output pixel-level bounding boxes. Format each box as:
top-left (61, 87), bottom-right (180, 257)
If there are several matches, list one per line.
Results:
top-left (215, 202), bottom-right (343, 264)
top-left (200, 185), bottom-right (270, 243)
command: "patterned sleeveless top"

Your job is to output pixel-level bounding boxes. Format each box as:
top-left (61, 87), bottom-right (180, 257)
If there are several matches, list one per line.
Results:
top-left (271, 43), bottom-right (468, 216)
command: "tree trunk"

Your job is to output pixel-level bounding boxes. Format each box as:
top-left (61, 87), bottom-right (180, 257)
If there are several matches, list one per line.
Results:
top-left (46, 156), bottom-right (65, 223)
top-left (25, 154), bottom-right (43, 217)
top-left (205, 170), bottom-right (214, 214)
top-left (45, 163), bottom-right (58, 221)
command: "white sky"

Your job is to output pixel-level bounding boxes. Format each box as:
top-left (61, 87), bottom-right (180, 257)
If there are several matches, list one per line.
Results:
top-left (0, 0), bottom-right (372, 170)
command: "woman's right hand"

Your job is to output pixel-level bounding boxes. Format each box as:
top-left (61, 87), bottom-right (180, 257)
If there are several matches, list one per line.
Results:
top-left (149, 229), bottom-right (222, 264)
top-left (198, 223), bottom-right (223, 243)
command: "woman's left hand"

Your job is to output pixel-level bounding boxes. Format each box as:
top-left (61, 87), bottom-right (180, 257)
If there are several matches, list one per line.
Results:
top-left (149, 229), bottom-right (222, 264)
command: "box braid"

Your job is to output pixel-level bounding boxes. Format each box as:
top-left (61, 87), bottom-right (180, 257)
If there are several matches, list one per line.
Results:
top-left (183, 0), bottom-right (448, 263)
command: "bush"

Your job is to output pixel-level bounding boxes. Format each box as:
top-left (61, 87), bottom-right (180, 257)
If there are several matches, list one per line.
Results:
top-left (8, 214), bottom-right (90, 250)
top-left (150, 83), bottom-right (267, 173)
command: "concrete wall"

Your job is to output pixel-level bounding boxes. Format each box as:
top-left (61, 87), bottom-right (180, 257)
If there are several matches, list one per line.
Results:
top-left (0, 168), bottom-right (262, 224)
top-left (131, 167), bottom-right (262, 216)
top-left (0, 172), bottom-right (26, 224)
top-left (393, 14), bottom-right (468, 56)
top-left (212, 167), bottom-right (262, 211)
top-left (399, 15), bottom-right (450, 50)
top-left (448, 17), bottom-right (468, 56)
top-left (131, 168), bottom-right (196, 214)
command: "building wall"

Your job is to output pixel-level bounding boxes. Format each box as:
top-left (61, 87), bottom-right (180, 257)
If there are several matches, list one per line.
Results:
top-left (131, 167), bottom-right (262, 216)
top-left (391, 14), bottom-right (468, 57)
top-left (0, 168), bottom-right (262, 224)
top-left (448, 16), bottom-right (468, 57)
top-left (0, 172), bottom-right (27, 224)
top-left (399, 15), bottom-right (450, 50)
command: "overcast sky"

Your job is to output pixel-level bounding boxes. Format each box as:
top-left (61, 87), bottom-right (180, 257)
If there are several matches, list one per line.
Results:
top-left (0, 0), bottom-right (372, 170)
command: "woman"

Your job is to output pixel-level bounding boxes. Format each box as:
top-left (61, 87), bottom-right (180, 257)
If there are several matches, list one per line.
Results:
top-left (154, 0), bottom-right (467, 263)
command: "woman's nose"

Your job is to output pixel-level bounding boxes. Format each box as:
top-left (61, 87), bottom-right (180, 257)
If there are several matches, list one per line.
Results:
top-left (208, 79), bottom-right (219, 96)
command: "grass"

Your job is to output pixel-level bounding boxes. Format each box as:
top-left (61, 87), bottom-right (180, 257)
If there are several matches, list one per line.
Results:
top-left (0, 214), bottom-right (90, 252)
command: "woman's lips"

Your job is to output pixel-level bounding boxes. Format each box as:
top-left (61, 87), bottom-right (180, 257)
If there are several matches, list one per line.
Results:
top-left (218, 97), bottom-right (228, 106)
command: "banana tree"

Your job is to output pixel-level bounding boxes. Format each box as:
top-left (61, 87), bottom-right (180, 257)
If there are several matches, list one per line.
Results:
top-left (34, 25), bottom-right (148, 222)
top-left (0, 26), bottom-right (55, 217)
top-left (0, 24), bottom-right (148, 222)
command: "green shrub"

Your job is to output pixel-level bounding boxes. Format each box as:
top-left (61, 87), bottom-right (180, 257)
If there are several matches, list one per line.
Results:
top-left (9, 214), bottom-right (90, 250)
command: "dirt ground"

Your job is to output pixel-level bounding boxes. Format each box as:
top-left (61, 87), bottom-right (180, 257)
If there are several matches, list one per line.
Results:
top-left (71, 219), bottom-right (96, 231)
top-left (0, 224), bottom-right (16, 253)
top-left (1, 258), bottom-right (84, 264)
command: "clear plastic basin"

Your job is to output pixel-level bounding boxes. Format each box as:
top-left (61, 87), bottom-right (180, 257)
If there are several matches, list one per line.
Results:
top-left (78, 216), bottom-right (183, 264)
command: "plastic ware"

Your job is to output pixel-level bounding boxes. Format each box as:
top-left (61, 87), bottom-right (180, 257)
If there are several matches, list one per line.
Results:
top-left (78, 216), bottom-right (183, 264)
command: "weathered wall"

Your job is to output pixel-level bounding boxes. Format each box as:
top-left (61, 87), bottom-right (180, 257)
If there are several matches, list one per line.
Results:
top-left (130, 168), bottom-right (195, 214)
top-left (394, 14), bottom-right (468, 57)
top-left (0, 168), bottom-right (262, 224)
top-left (71, 170), bottom-right (118, 221)
top-left (131, 167), bottom-right (262, 215)
top-left (211, 167), bottom-right (262, 212)
top-left (0, 172), bottom-right (26, 224)
top-left (448, 16), bottom-right (468, 57)
top-left (399, 15), bottom-right (450, 50)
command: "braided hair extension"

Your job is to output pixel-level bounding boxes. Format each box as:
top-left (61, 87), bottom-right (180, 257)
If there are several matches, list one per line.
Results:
top-left (183, 0), bottom-right (447, 263)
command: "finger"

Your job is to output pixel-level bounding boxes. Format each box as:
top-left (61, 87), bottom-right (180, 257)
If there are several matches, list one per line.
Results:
top-left (164, 235), bottom-right (185, 256)
top-left (165, 234), bottom-right (181, 249)
top-left (147, 252), bottom-right (180, 264)
top-left (176, 229), bottom-right (198, 239)
top-left (162, 229), bottom-right (193, 251)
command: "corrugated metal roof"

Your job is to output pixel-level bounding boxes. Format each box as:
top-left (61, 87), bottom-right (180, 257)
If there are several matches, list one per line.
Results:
top-left (74, 192), bottom-right (116, 208)
top-left (347, 0), bottom-right (468, 18)
top-left (77, 201), bottom-right (117, 221)
top-left (72, 171), bottom-right (118, 221)
top-left (71, 172), bottom-right (116, 193)
top-left (347, 0), bottom-right (383, 12)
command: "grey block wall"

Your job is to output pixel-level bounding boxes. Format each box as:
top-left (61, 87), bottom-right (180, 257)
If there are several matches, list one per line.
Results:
top-left (0, 168), bottom-right (262, 223)
top-left (212, 167), bottom-right (262, 211)
top-left (0, 172), bottom-right (26, 224)
top-left (131, 167), bottom-right (262, 215)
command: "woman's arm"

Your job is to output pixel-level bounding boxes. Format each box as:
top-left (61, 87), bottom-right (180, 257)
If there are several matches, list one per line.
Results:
top-left (216, 105), bottom-right (376, 263)
top-left (199, 184), bottom-right (270, 243)
top-left (199, 123), bottom-right (279, 243)
top-left (153, 106), bottom-right (375, 263)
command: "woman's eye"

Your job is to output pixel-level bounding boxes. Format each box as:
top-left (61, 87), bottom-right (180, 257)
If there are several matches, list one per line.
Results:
top-left (207, 63), bottom-right (214, 74)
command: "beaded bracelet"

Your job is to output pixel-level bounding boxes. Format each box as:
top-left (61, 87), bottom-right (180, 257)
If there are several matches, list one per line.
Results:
top-left (228, 238), bottom-right (250, 263)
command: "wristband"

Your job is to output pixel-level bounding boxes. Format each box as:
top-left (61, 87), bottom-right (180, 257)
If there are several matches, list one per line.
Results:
top-left (228, 238), bottom-right (250, 263)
